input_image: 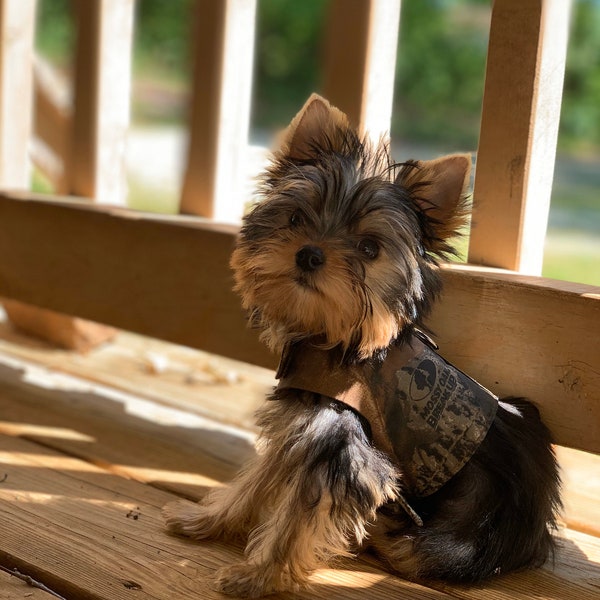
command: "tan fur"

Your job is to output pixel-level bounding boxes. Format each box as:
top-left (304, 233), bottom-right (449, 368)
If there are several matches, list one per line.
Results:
top-left (396, 154), bottom-right (472, 253)
top-left (231, 238), bottom-right (420, 359)
top-left (164, 399), bottom-right (399, 597)
top-left (279, 93), bottom-right (350, 161)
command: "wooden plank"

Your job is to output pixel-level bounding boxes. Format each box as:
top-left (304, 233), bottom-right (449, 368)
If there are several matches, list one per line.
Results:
top-left (430, 263), bottom-right (600, 454)
top-left (69, 0), bottom-right (134, 204)
top-left (0, 568), bottom-right (60, 599)
top-left (32, 57), bottom-right (72, 191)
top-left (0, 192), bottom-right (598, 452)
top-left (0, 325), bottom-right (274, 432)
top-left (0, 349), bottom-right (258, 499)
top-left (0, 433), bottom-right (459, 600)
top-left (0, 433), bottom-right (239, 600)
top-left (468, 0), bottom-right (570, 274)
top-left (0, 191), bottom-right (274, 368)
top-left (0, 345), bottom-right (596, 537)
top-left (555, 446), bottom-right (600, 538)
top-left (0, 0), bottom-right (36, 188)
top-left (180, 0), bottom-right (256, 222)
top-left (322, 0), bottom-right (400, 141)
top-left (0, 385), bottom-right (598, 600)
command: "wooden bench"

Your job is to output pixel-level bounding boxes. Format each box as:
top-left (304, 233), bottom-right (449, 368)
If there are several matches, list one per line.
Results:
top-left (0, 1), bottom-right (597, 598)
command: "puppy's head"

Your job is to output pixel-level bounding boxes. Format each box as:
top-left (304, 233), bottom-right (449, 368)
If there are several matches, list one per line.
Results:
top-left (231, 94), bottom-right (471, 358)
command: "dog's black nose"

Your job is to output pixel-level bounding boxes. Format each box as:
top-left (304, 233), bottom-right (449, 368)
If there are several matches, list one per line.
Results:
top-left (296, 245), bottom-right (325, 272)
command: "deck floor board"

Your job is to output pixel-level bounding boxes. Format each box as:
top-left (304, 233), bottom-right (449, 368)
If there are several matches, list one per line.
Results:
top-left (0, 343), bottom-right (598, 599)
top-left (0, 568), bottom-right (60, 599)
top-left (0, 434), bottom-right (457, 600)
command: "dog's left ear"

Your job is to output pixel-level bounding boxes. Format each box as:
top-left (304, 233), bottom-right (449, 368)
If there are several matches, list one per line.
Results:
top-left (279, 94), bottom-right (351, 161)
top-left (396, 154), bottom-right (471, 246)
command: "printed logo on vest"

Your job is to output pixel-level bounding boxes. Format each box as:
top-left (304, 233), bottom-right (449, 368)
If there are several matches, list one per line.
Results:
top-left (389, 348), bottom-right (498, 496)
top-left (408, 357), bottom-right (460, 428)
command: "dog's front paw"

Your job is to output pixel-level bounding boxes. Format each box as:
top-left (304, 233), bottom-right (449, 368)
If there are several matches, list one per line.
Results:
top-left (213, 563), bottom-right (304, 598)
top-left (162, 499), bottom-right (224, 540)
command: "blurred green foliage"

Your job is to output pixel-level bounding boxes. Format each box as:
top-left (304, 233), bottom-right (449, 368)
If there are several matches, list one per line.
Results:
top-left (560, 0), bottom-right (600, 153)
top-left (252, 0), bottom-right (327, 126)
top-left (35, 0), bottom-right (600, 153)
top-left (392, 0), bottom-right (488, 147)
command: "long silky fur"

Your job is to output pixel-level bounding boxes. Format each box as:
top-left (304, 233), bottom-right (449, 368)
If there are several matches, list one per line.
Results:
top-left (369, 398), bottom-right (561, 582)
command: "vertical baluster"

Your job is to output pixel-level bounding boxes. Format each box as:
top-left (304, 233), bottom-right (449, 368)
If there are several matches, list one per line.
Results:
top-left (322, 0), bottom-right (401, 141)
top-left (180, 0), bottom-right (257, 223)
top-left (468, 0), bottom-right (570, 274)
top-left (70, 0), bottom-right (134, 204)
top-left (0, 0), bottom-right (36, 189)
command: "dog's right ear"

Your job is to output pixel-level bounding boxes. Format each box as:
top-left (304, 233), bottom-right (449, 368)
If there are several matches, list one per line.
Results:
top-left (279, 94), bottom-right (351, 161)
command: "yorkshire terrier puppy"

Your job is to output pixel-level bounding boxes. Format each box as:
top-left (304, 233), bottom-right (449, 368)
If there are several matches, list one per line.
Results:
top-left (163, 94), bottom-right (561, 597)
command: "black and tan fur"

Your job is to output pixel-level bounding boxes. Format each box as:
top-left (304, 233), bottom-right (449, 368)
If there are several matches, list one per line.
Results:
top-left (163, 95), bottom-right (561, 598)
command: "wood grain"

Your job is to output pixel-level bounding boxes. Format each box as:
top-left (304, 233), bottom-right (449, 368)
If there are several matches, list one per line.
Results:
top-left (179, 0), bottom-right (256, 222)
top-left (0, 433), bottom-right (459, 600)
top-left (0, 0), bottom-right (35, 188)
top-left (430, 264), bottom-right (600, 453)
top-left (0, 377), bottom-right (598, 600)
top-left (322, 0), bottom-right (400, 141)
top-left (0, 357), bottom-right (255, 499)
top-left (0, 325), bottom-right (274, 432)
top-left (0, 568), bottom-right (61, 599)
top-left (0, 343), bottom-right (596, 539)
top-left (468, 0), bottom-right (569, 273)
top-left (0, 192), bottom-right (274, 369)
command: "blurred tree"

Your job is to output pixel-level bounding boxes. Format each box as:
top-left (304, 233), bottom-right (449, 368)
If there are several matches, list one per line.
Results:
top-left (133, 0), bottom-right (195, 77)
top-left (392, 0), bottom-right (489, 148)
top-left (36, 0), bottom-right (74, 63)
top-left (252, 0), bottom-right (327, 127)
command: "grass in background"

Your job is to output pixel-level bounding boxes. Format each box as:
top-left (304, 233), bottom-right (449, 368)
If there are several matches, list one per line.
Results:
top-left (543, 231), bottom-right (600, 285)
top-left (127, 177), bottom-right (179, 215)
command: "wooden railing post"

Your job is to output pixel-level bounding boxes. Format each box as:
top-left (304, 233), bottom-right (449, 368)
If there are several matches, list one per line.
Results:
top-left (468, 0), bottom-right (570, 274)
top-left (180, 0), bottom-right (257, 223)
top-left (0, 0), bottom-right (36, 189)
top-left (2, 0), bottom-right (135, 351)
top-left (70, 0), bottom-right (134, 204)
top-left (322, 0), bottom-right (401, 142)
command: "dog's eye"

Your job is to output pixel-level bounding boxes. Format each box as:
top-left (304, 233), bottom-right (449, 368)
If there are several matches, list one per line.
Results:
top-left (290, 211), bottom-right (303, 227)
top-left (357, 238), bottom-right (379, 260)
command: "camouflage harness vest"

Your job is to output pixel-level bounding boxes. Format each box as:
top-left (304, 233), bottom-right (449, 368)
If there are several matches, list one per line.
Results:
top-left (276, 333), bottom-right (498, 509)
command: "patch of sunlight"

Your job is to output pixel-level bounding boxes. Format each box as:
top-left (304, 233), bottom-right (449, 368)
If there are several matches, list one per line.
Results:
top-left (0, 353), bottom-right (256, 445)
top-left (21, 363), bottom-right (96, 392)
top-left (116, 465), bottom-right (222, 488)
top-left (0, 491), bottom-right (56, 504)
top-left (0, 452), bottom-right (99, 472)
top-left (311, 568), bottom-right (389, 587)
top-left (0, 422), bottom-right (95, 442)
top-left (0, 451), bottom-right (221, 488)
top-left (119, 393), bottom-right (256, 444)
top-left (0, 489), bottom-right (141, 512)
